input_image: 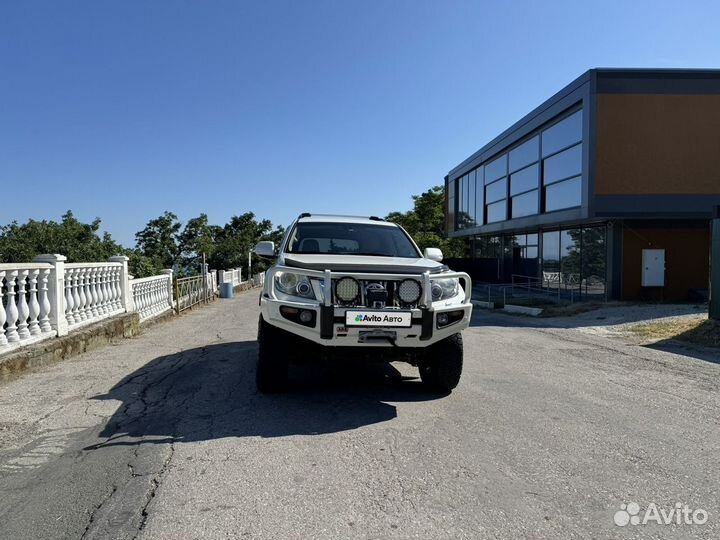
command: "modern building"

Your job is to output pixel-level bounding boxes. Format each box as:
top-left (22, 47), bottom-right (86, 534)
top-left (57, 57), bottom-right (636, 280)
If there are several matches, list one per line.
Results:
top-left (445, 68), bottom-right (720, 301)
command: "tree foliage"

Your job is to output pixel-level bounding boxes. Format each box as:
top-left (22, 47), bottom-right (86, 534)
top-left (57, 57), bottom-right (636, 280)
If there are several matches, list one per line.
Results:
top-left (386, 186), bottom-right (468, 258)
top-left (0, 211), bottom-right (125, 263)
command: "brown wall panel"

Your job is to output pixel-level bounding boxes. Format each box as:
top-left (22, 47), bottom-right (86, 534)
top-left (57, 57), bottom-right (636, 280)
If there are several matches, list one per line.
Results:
top-left (621, 225), bottom-right (710, 300)
top-left (596, 94), bottom-right (720, 195)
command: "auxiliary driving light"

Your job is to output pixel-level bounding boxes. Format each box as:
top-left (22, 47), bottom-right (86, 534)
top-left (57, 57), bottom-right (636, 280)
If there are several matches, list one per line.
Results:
top-left (397, 278), bottom-right (422, 304)
top-left (335, 277), bottom-right (360, 303)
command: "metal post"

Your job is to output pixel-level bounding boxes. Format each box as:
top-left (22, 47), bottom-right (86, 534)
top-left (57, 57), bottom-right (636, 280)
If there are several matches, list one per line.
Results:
top-left (174, 278), bottom-right (180, 314)
top-left (248, 250), bottom-right (252, 285)
top-left (202, 253), bottom-right (208, 304)
top-left (710, 207), bottom-right (720, 320)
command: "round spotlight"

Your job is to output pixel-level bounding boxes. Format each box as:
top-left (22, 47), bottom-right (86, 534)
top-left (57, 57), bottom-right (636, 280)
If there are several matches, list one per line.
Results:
top-left (397, 278), bottom-right (422, 304)
top-left (437, 313), bottom-right (449, 326)
top-left (299, 310), bottom-right (313, 323)
top-left (335, 277), bottom-right (360, 303)
top-left (431, 283), bottom-right (443, 301)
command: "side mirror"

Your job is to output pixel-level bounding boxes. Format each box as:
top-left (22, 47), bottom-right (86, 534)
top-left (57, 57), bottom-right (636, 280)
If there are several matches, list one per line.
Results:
top-left (424, 247), bottom-right (443, 262)
top-left (254, 241), bottom-right (276, 259)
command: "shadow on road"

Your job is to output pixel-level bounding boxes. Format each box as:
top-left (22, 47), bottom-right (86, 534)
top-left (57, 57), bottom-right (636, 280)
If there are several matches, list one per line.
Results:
top-left (86, 341), bottom-right (444, 449)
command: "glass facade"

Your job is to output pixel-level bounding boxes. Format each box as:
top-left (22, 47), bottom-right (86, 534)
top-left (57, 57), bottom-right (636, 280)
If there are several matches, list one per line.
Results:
top-left (451, 106), bottom-right (583, 231)
top-left (471, 225), bottom-right (606, 300)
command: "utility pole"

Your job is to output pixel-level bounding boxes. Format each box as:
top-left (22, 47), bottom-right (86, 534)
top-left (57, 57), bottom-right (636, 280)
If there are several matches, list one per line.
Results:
top-left (248, 250), bottom-right (252, 282)
top-left (710, 206), bottom-right (720, 320)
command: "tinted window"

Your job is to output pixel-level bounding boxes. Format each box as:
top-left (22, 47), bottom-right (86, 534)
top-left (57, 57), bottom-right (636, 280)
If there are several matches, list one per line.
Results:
top-left (510, 163), bottom-right (539, 195)
top-left (485, 154), bottom-right (508, 183)
top-left (447, 179), bottom-right (456, 231)
top-left (542, 109), bottom-right (582, 157)
top-left (511, 190), bottom-right (538, 218)
top-left (287, 222), bottom-right (420, 258)
top-left (467, 170), bottom-right (477, 226)
top-left (561, 229), bottom-right (581, 290)
top-left (543, 143), bottom-right (582, 185)
top-left (509, 136), bottom-right (539, 172)
top-left (485, 177), bottom-right (507, 203)
top-left (486, 200), bottom-right (506, 223)
top-left (545, 176), bottom-right (582, 212)
top-left (474, 168), bottom-right (484, 226)
top-left (542, 230), bottom-right (560, 276)
top-left (581, 226), bottom-right (607, 298)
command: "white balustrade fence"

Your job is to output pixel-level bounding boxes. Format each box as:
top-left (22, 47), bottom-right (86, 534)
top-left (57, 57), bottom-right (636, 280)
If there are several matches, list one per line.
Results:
top-left (130, 271), bottom-right (173, 321)
top-left (64, 263), bottom-right (125, 330)
top-left (2, 254), bottom-right (263, 357)
top-left (0, 263), bottom-right (57, 350)
top-left (219, 268), bottom-right (242, 287)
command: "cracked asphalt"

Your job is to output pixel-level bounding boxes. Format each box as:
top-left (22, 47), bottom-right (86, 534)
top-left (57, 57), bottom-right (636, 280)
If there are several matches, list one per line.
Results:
top-left (0, 290), bottom-right (718, 539)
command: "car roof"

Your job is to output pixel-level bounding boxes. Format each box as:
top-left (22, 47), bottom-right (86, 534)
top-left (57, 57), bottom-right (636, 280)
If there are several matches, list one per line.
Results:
top-left (296, 214), bottom-right (397, 226)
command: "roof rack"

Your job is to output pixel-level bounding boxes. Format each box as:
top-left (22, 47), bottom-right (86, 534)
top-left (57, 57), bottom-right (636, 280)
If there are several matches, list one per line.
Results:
top-left (298, 212), bottom-right (311, 219)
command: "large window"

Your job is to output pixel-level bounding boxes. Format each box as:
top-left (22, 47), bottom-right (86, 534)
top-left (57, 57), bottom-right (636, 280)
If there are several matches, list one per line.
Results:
top-left (541, 110), bottom-right (583, 213)
top-left (474, 166), bottom-right (485, 226)
top-left (467, 170), bottom-right (477, 227)
top-left (510, 163), bottom-right (539, 218)
top-left (540, 226), bottom-right (606, 300)
top-left (542, 110), bottom-right (582, 157)
top-left (485, 154), bottom-right (508, 183)
top-left (545, 177), bottom-right (582, 212)
top-left (447, 179), bottom-right (456, 232)
top-left (509, 136), bottom-right (539, 172)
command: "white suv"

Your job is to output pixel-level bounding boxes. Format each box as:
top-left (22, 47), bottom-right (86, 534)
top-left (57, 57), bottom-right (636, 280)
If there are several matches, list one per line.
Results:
top-left (254, 214), bottom-right (472, 393)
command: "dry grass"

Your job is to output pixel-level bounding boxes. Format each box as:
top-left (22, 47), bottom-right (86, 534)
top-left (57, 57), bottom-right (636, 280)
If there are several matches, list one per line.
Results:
top-left (629, 316), bottom-right (720, 348)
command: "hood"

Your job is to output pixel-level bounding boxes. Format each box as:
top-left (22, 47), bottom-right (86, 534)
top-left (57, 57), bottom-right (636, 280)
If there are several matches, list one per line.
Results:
top-left (282, 254), bottom-right (445, 274)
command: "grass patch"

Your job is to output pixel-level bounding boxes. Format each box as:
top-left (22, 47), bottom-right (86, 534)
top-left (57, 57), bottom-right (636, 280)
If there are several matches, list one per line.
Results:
top-left (629, 316), bottom-right (720, 348)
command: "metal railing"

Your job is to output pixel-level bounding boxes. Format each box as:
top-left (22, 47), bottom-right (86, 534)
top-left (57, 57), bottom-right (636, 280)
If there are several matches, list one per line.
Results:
top-left (174, 273), bottom-right (217, 313)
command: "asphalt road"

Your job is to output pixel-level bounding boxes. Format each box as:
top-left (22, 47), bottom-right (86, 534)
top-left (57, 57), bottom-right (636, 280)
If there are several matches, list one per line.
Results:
top-left (0, 290), bottom-right (718, 540)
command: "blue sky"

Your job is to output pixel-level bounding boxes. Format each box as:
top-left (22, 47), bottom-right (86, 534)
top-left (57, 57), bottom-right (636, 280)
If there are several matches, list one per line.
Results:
top-left (2, 0), bottom-right (719, 246)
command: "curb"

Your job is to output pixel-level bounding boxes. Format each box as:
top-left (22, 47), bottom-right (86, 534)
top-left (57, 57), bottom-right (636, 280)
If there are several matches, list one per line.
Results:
top-left (503, 304), bottom-right (544, 317)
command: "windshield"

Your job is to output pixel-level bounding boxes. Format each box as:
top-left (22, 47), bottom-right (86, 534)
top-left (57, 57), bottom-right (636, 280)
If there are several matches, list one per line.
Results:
top-left (286, 222), bottom-right (421, 258)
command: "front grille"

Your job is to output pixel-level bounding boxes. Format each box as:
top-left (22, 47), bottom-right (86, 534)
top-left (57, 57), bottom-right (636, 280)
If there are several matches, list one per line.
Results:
top-left (331, 278), bottom-right (422, 309)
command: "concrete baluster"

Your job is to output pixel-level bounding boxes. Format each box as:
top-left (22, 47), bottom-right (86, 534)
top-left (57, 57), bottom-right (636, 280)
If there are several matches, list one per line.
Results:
top-left (28, 269), bottom-right (41, 336)
top-left (0, 271), bottom-right (7, 346)
top-left (65, 268), bottom-right (76, 325)
top-left (4, 270), bottom-right (20, 343)
top-left (79, 268), bottom-right (90, 321)
top-left (38, 268), bottom-right (52, 333)
top-left (16, 270), bottom-right (31, 339)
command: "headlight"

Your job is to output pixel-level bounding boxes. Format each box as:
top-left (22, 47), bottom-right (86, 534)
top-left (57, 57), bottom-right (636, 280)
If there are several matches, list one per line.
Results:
top-left (431, 277), bottom-right (459, 301)
top-left (274, 271), bottom-right (315, 299)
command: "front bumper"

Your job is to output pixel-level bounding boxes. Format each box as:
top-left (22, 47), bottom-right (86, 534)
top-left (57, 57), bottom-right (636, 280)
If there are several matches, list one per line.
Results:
top-left (259, 268), bottom-right (473, 348)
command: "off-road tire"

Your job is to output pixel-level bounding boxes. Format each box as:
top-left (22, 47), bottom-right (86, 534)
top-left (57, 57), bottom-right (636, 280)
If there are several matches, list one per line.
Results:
top-left (256, 316), bottom-right (289, 393)
top-left (419, 333), bottom-right (463, 392)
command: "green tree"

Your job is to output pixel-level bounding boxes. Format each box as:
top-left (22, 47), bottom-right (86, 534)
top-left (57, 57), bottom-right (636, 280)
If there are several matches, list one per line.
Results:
top-left (386, 186), bottom-right (468, 258)
top-left (134, 211), bottom-right (182, 272)
top-left (210, 212), bottom-right (285, 275)
top-left (178, 213), bottom-right (222, 273)
top-left (0, 211), bottom-right (124, 263)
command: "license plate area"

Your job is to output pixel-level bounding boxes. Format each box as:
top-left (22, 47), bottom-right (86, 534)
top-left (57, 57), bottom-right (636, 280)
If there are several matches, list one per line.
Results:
top-left (345, 310), bottom-right (412, 327)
